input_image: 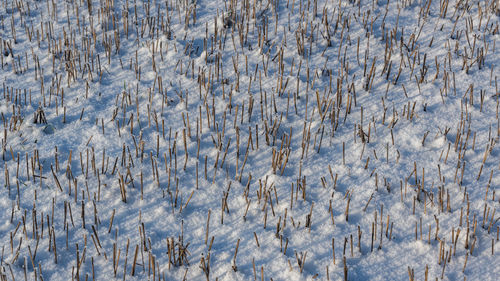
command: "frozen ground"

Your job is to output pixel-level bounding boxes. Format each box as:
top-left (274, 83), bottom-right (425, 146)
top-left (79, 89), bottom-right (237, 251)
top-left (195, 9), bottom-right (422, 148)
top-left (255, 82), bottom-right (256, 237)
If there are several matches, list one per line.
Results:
top-left (0, 0), bottom-right (499, 280)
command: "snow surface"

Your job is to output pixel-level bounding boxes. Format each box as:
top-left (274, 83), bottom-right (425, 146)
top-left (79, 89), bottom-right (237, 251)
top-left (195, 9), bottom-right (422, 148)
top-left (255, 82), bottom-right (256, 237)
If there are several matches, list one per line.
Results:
top-left (0, 0), bottom-right (499, 280)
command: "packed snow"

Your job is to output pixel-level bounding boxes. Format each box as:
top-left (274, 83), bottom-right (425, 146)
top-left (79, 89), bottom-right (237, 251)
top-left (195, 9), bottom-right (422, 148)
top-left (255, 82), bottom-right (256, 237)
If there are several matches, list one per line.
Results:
top-left (0, 0), bottom-right (499, 280)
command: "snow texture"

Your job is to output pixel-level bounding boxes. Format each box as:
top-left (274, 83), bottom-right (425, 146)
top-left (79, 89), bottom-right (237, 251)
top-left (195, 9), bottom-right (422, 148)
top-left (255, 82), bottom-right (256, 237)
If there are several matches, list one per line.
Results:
top-left (0, 0), bottom-right (499, 280)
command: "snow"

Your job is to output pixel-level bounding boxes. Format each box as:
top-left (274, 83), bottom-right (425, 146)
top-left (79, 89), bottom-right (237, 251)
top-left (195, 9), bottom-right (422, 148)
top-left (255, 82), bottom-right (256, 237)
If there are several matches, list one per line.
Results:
top-left (0, 0), bottom-right (499, 280)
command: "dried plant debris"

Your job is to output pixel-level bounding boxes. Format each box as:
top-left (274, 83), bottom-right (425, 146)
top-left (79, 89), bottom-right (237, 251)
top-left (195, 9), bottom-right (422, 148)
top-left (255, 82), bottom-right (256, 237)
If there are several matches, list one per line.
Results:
top-left (0, 0), bottom-right (499, 280)
top-left (33, 106), bottom-right (47, 124)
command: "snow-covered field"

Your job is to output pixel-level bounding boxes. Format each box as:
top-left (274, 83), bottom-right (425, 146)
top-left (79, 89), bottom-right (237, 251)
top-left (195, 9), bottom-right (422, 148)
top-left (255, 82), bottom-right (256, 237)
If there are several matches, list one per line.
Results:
top-left (0, 0), bottom-right (499, 280)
